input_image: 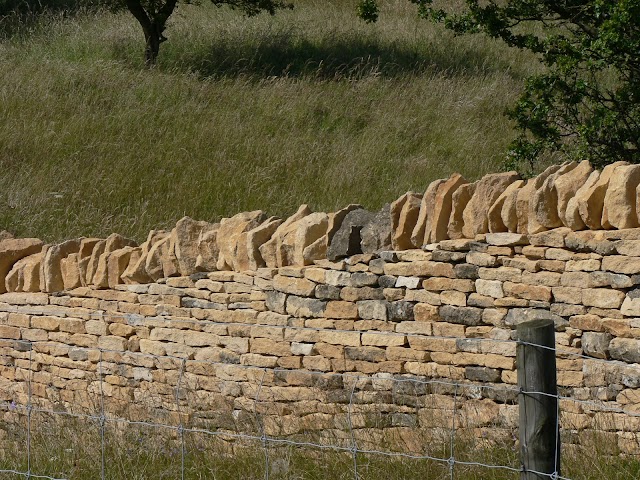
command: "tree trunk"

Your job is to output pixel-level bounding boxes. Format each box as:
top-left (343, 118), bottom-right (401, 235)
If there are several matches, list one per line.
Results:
top-left (144, 27), bottom-right (162, 66)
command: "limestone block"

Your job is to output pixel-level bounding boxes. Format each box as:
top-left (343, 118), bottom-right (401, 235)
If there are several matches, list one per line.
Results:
top-left (0, 238), bottom-right (43, 293)
top-left (41, 238), bottom-right (82, 293)
top-left (107, 246), bottom-right (137, 288)
top-left (609, 338), bottom-right (640, 363)
top-left (244, 217), bottom-right (283, 270)
top-left (530, 162), bottom-right (578, 233)
top-left (600, 164), bottom-right (640, 229)
top-left (391, 192), bottom-right (423, 250)
top-left (172, 216), bottom-right (219, 275)
top-left (577, 162), bottom-right (628, 230)
top-left (488, 180), bottom-right (524, 233)
top-left (448, 183), bottom-right (476, 240)
top-left (216, 210), bottom-right (266, 271)
top-left (582, 332), bottom-right (612, 359)
top-left (327, 208), bottom-right (375, 261)
top-left (5, 252), bottom-right (42, 293)
top-left (76, 238), bottom-right (101, 286)
top-left (475, 279), bottom-right (504, 298)
top-left (60, 253), bottom-right (81, 290)
top-left (428, 174), bottom-right (468, 243)
top-left (260, 204), bottom-right (312, 268)
top-left (361, 204), bottom-right (393, 254)
top-left (144, 234), bottom-right (180, 281)
top-left (516, 164), bottom-right (562, 233)
top-left (462, 171), bottom-right (520, 238)
top-left (294, 212), bottom-right (330, 266)
top-left (411, 178), bottom-right (445, 247)
top-left (122, 230), bottom-right (167, 284)
top-left (273, 275), bottom-right (316, 297)
top-left (551, 160), bottom-right (593, 226)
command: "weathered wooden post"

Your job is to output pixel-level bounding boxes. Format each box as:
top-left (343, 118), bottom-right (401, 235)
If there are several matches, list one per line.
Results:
top-left (517, 319), bottom-right (560, 479)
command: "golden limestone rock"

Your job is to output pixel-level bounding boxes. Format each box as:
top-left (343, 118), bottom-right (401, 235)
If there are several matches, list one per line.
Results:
top-left (462, 172), bottom-right (520, 238)
top-left (107, 246), bottom-right (137, 288)
top-left (500, 180), bottom-right (527, 233)
top-left (122, 230), bottom-right (168, 284)
top-left (428, 174), bottom-right (467, 243)
top-left (529, 162), bottom-right (578, 233)
top-left (216, 211), bottom-right (266, 271)
top-left (565, 170), bottom-right (600, 230)
top-left (77, 238), bottom-right (101, 287)
top-left (516, 164), bottom-right (562, 234)
top-left (448, 183), bottom-right (476, 240)
top-left (578, 161), bottom-right (629, 230)
top-left (411, 179), bottom-right (445, 248)
top-left (173, 216), bottom-right (219, 276)
top-left (601, 164), bottom-right (640, 229)
top-left (195, 226), bottom-right (220, 272)
top-left (391, 192), bottom-right (423, 250)
top-left (92, 234), bottom-right (138, 288)
top-left (145, 234), bottom-right (179, 282)
top-left (0, 238), bottom-right (43, 293)
top-left (235, 216), bottom-right (282, 271)
top-left (555, 160), bottom-right (593, 227)
top-left (488, 180), bottom-right (525, 233)
top-left (60, 253), bottom-right (81, 290)
top-left (40, 238), bottom-right (82, 293)
top-left (5, 252), bottom-right (43, 293)
top-left (260, 205), bottom-right (312, 268)
top-left (277, 212), bottom-right (329, 267)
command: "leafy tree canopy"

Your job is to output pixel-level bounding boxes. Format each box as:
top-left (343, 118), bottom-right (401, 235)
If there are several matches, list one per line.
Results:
top-left (364, 0), bottom-right (640, 173)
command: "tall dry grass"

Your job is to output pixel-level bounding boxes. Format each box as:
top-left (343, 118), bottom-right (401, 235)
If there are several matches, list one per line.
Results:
top-left (0, 0), bottom-right (537, 242)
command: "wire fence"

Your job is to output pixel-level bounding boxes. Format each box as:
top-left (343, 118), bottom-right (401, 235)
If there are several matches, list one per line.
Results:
top-left (1, 320), bottom-right (640, 480)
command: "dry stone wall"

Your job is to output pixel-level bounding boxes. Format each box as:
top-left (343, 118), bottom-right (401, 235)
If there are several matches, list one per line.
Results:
top-left (3, 161), bottom-right (640, 454)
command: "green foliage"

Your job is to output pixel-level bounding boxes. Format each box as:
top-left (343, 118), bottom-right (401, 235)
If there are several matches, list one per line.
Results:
top-left (408, 0), bottom-right (640, 173)
top-left (356, 0), bottom-right (379, 23)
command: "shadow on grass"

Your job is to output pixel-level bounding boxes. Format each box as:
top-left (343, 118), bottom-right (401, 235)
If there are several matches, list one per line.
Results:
top-left (122, 27), bottom-right (528, 81)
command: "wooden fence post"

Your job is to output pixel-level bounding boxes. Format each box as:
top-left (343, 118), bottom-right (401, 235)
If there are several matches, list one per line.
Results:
top-left (517, 319), bottom-right (560, 479)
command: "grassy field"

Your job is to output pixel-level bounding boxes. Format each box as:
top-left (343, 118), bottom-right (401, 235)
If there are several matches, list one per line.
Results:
top-left (0, 0), bottom-right (537, 242)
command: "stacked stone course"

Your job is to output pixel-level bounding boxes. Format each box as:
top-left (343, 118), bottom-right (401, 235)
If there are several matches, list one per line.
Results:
top-left (3, 161), bottom-right (640, 454)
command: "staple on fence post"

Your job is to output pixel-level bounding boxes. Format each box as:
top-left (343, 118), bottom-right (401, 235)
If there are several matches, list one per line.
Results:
top-left (517, 319), bottom-right (560, 480)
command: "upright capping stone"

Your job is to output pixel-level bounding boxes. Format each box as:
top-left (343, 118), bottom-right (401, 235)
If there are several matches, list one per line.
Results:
top-left (516, 164), bottom-right (562, 234)
top-left (391, 192), bottom-right (423, 250)
top-left (361, 204), bottom-right (392, 254)
top-left (501, 179), bottom-right (527, 233)
top-left (292, 212), bottom-right (330, 266)
top-left (260, 204), bottom-right (312, 268)
top-left (327, 208), bottom-right (375, 261)
top-left (92, 233), bottom-right (138, 288)
top-left (4, 252), bottom-right (40, 292)
top-left (195, 225), bottom-right (221, 272)
top-left (462, 171), bottom-right (520, 238)
top-left (578, 161), bottom-right (629, 230)
top-left (601, 164), bottom-right (640, 229)
top-left (244, 217), bottom-right (283, 270)
top-left (428, 173), bottom-right (467, 243)
top-left (60, 253), bottom-right (81, 290)
top-left (121, 230), bottom-right (167, 284)
top-left (555, 160), bottom-right (593, 227)
top-left (173, 216), bottom-right (219, 276)
top-left (564, 170), bottom-right (599, 230)
top-left (411, 178), bottom-right (445, 247)
top-left (41, 238), bottom-right (82, 293)
top-left (144, 234), bottom-right (179, 281)
top-left (529, 162), bottom-right (578, 233)
top-left (0, 238), bottom-right (43, 293)
top-left (216, 210), bottom-right (266, 271)
top-left (77, 238), bottom-right (101, 286)
top-left (488, 179), bottom-right (525, 233)
top-left (448, 183), bottom-right (476, 240)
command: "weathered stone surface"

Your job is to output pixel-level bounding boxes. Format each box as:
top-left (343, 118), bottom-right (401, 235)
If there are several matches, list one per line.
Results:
top-left (462, 172), bottom-right (520, 238)
top-left (448, 183), bottom-right (476, 240)
top-left (609, 338), bottom-right (640, 363)
top-left (244, 217), bottom-right (283, 270)
top-left (488, 180), bottom-right (524, 233)
top-left (361, 204), bottom-right (393, 254)
top-left (602, 256), bottom-right (640, 274)
top-left (144, 234), bottom-right (178, 281)
top-left (286, 296), bottom-right (327, 318)
top-left (173, 217), bottom-right (219, 276)
top-left (564, 170), bottom-right (600, 230)
top-left (217, 210), bottom-right (266, 271)
top-left (327, 208), bottom-right (375, 261)
top-left (439, 305), bottom-right (482, 326)
top-left (530, 162), bottom-right (578, 233)
top-left (504, 308), bottom-right (567, 329)
top-left (41, 238), bottom-right (82, 293)
top-left (578, 162), bottom-right (628, 230)
top-left (60, 253), bottom-right (81, 290)
top-left (5, 252), bottom-right (43, 293)
top-left (428, 174), bottom-right (468, 243)
top-left (600, 165), bottom-right (640, 229)
top-left (107, 247), bottom-right (136, 288)
top-left (76, 238), bottom-right (101, 286)
top-left (516, 165), bottom-right (562, 234)
top-left (556, 160), bottom-right (594, 227)
top-left (122, 230), bottom-right (167, 284)
top-left (485, 233), bottom-right (528, 247)
top-left (0, 238), bottom-right (43, 294)
top-left (582, 332), bottom-right (612, 359)
top-left (357, 300), bottom-right (388, 320)
top-left (411, 178), bottom-right (445, 248)
top-left (278, 212), bottom-right (329, 267)
top-left (392, 192), bottom-right (423, 250)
